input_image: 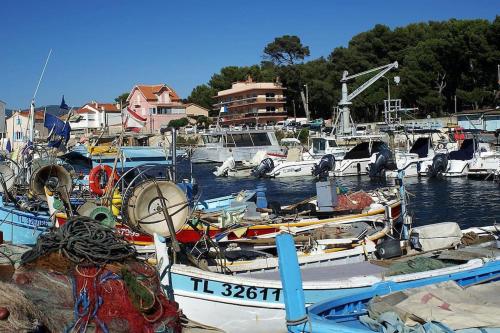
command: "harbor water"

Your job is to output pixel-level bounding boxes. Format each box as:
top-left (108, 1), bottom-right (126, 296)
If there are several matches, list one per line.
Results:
top-left (183, 162), bottom-right (500, 229)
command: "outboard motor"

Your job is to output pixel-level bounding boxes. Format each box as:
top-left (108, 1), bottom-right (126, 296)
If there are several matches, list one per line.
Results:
top-left (213, 157), bottom-right (236, 177)
top-left (312, 154), bottom-right (335, 180)
top-left (428, 153), bottom-right (448, 178)
top-left (252, 158), bottom-right (274, 178)
top-left (368, 148), bottom-right (396, 178)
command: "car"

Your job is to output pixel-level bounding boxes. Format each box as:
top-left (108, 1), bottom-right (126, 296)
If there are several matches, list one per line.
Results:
top-left (184, 125), bottom-right (196, 134)
top-left (232, 125), bottom-right (242, 131)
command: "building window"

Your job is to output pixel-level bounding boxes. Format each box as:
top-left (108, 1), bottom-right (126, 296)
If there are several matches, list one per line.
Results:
top-left (149, 108), bottom-right (156, 115)
top-left (14, 131), bottom-right (23, 141)
top-left (266, 106), bottom-right (276, 112)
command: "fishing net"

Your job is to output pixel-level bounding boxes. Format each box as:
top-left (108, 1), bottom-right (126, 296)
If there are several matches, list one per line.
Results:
top-left (385, 257), bottom-right (449, 276)
top-left (334, 191), bottom-right (374, 212)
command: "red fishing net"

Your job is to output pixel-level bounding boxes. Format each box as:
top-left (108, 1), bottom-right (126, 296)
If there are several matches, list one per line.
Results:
top-left (334, 191), bottom-right (374, 212)
top-left (69, 263), bottom-right (182, 333)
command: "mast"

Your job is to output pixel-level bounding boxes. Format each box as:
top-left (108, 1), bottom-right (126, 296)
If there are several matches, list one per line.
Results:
top-left (29, 49), bottom-right (52, 143)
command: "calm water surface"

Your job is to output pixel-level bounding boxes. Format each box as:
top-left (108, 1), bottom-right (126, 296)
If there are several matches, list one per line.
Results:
top-left (183, 162), bottom-right (500, 229)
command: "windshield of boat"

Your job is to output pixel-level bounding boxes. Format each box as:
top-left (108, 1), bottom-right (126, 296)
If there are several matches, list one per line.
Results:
top-left (328, 139), bottom-right (338, 147)
top-left (203, 135), bottom-right (222, 144)
top-left (344, 141), bottom-right (386, 159)
top-left (409, 137), bottom-right (430, 158)
top-left (224, 132), bottom-right (272, 147)
top-left (449, 138), bottom-right (475, 160)
top-left (312, 138), bottom-right (326, 153)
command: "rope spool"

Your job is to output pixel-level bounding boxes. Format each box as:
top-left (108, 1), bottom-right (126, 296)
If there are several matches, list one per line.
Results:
top-left (89, 165), bottom-right (119, 196)
top-left (89, 206), bottom-right (116, 228)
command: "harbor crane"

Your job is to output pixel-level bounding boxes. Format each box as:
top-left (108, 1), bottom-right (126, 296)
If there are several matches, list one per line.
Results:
top-left (337, 61), bottom-right (398, 135)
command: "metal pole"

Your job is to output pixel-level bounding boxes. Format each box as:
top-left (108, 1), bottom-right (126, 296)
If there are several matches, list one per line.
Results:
top-left (171, 127), bottom-right (177, 183)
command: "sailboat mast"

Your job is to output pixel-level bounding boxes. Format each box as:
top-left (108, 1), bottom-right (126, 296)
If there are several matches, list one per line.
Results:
top-left (29, 49), bottom-right (52, 143)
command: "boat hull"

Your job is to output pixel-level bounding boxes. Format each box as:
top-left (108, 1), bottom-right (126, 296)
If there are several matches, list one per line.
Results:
top-left (0, 201), bottom-right (52, 245)
top-left (161, 256), bottom-right (496, 333)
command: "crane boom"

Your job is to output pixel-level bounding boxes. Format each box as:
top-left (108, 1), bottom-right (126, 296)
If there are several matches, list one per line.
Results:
top-left (336, 61), bottom-right (398, 136)
top-left (346, 61), bottom-right (398, 102)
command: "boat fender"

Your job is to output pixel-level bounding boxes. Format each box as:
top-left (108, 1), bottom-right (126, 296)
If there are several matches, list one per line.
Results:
top-left (111, 189), bottom-right (122, 216)
top-left (89, 165), bottom-right (119, 196)
top-left (376, 238), bottom-right (402, 259)
top-left (90, 206), bottom-right (116, 228)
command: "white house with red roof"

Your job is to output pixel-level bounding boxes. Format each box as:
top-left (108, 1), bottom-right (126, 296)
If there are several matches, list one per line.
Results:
top-left (126, 84), bottom-right (186, 131)
top-left (70, 101), bottom-right (122, 133)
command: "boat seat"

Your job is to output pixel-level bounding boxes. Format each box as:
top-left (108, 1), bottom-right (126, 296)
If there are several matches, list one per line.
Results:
top-left (286, 148), bottom-right (302, 162)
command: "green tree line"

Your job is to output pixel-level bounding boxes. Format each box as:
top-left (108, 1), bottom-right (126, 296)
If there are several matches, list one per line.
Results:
top-left (187, 17), bottom-right (500, 122)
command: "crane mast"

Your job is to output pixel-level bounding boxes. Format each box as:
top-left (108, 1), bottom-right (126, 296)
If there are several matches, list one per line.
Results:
top-left (337, 61), bottom-right (398, 136)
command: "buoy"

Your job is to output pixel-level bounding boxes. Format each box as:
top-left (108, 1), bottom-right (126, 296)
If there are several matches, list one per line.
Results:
top-left (0, 307), bottom-right (9, 320)
top-left (89, 165), bottom-right (119, 196)
top-left (111, 189), bottom-right (122, 216)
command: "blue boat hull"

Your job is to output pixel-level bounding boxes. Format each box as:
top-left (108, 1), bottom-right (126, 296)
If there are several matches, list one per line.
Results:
top-left (301, 259), bottom-right (500, 333)
top-left (0, 198), bottom-right (52, 245)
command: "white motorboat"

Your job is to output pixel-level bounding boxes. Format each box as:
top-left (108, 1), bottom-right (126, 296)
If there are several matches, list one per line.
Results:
top-left (252, 148), bottom-right (319, 178)
top-left (191, 129), bottom-right (283, 163)
top-left (332, 140), bottom-right (389, 176)
top-left (308, 135), bottom-right (353, 161)
top-left (436, 138), bottom-right (500, 177)
top-left (381, 137), bottom-right (451, 178)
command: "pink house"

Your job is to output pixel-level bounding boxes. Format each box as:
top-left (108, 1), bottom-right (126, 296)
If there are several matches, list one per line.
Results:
top-left (127, 84), bottom-right (186, 132)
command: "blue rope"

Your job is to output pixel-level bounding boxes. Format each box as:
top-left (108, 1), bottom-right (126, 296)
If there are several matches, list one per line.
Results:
top-left (65, 272), bottom-right (111, 333)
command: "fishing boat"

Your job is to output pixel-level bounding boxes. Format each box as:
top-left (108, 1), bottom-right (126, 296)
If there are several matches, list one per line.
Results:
top-left (191, 129), bottom-right (283, 163)
top-left (277, 230), bottom-right (500, 333)
top-left (154, 222), bottom-right (500, 333)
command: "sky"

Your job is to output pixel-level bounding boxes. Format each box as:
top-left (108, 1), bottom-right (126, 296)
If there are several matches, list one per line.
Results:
top-left (0, 0), bottom-right (498, 109)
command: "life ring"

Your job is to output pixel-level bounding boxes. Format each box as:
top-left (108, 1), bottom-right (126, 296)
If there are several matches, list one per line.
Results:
top-left (89, 165), bottom-right (119, 196)
top-left (437, 143), bottom-right (445, 150)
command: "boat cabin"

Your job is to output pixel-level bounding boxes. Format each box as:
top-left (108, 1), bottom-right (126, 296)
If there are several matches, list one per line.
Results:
top-left (201, 130), bottom-right (279, 148)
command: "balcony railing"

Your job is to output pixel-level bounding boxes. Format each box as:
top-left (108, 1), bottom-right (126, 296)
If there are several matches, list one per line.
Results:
top-left (213, 97), bottom-right (286, 109)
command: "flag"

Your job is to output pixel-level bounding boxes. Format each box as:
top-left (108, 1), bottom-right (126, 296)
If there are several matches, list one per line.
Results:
top-left (60, 95), bottom-right (69, 110)
top-left (44, 112), bottom-right (71, 147)
top-left (220, 105), bottom-right (228, 113)
top-left (5, 139), bottom-right (11, 153)
top-left (123, 107), bottom-right (147, 132)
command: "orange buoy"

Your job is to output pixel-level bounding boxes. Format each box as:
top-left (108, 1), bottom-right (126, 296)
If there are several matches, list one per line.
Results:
top-left (89, 165), bottom-right (119, 196)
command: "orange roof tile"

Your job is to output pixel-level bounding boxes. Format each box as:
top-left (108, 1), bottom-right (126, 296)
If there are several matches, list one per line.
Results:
top-left (77, 102), bottom-right (121, 114)
top-left (135, 84), bottom-right (181, 102)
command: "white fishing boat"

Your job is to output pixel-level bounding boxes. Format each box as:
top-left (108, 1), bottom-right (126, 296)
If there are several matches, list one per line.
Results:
top-left (154, 223), bottom-right (500, 333)
top-left (191, 129), bottom-right (282, 163)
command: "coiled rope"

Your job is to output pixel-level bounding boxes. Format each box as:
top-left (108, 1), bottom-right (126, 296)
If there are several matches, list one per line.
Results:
top-left (21, 216), bottom-right (136, 266)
